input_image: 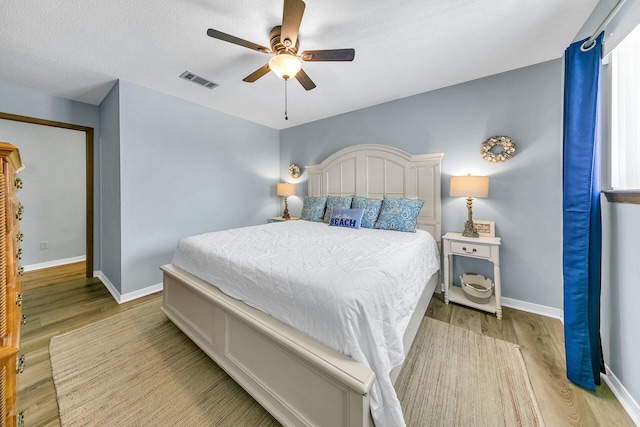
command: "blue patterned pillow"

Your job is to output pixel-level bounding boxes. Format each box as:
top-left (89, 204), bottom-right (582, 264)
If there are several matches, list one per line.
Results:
top-left (323, 195), bottom-right (353, 223)
top-left (300, 196), bottom-right (327, 222)
top-left (351, 196), bottom-right (383, 228)
top-left (374, 195), bottom-right (425, 232)
top-left (329, 208), bottom-right (365, 229)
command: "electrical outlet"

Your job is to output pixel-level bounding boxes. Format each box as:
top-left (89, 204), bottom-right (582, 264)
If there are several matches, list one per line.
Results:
top-left (40, 241), bottom-right (49, 250)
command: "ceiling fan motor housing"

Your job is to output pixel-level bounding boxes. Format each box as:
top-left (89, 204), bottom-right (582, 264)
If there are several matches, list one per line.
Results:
top-left (270, 26), bottom-right (299, 55)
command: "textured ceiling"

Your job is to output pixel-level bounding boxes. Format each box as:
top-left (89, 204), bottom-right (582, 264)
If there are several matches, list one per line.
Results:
top-left (0, 0), bottom-right (598, 130)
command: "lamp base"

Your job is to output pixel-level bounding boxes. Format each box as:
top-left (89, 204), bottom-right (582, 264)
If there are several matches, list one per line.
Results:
top-left (461, 219), bottom-right (479, 238)
top-left (282, 196), bottom-right (291, 219)
top-left (462, 197), bottom-right (478, 237)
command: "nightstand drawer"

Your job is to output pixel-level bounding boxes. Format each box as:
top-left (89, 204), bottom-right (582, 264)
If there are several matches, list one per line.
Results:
top-left (450, 241), bottom-right (491, 258)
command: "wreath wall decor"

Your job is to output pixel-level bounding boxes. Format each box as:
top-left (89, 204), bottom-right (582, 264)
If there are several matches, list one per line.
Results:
top-left (288, 163), bottom-right (301, 179)
top-left (480, 135), bottom-right (516, 163)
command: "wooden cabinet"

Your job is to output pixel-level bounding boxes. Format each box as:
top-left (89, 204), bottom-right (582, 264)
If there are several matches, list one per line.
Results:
top-left (0, 142), bottom-right (24, 427)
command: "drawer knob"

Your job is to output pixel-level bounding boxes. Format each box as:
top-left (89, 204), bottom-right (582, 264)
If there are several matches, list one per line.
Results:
top-left (16, 354), bottom-right (26, 374)
top-left (462, 246), bottom-right (477, 253)
top-left (16, 203), bottom-right (24, 220)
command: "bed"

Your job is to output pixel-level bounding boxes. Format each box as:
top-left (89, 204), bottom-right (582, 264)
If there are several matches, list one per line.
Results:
top-left (161, 144), bottom-right (443, 426)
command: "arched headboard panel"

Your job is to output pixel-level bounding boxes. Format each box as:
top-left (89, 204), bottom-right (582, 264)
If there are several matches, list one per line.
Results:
top-left (306, 144), bottom-right (444, 243)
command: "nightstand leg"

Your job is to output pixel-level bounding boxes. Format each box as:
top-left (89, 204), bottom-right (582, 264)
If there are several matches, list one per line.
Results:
top-left (494, 263), bottom-right (502, 319)
top-left (444, 254), bottom-right (452, 304)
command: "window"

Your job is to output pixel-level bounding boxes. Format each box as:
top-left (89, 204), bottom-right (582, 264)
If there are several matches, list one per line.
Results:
top-left (604, 18), bottom-right (640, 204)
top-left (610, 22), bottom-right (640, 190)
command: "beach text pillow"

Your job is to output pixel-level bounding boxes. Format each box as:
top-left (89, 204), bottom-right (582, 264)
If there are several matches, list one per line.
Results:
top-left (329, 208), bottom-right (365, 229)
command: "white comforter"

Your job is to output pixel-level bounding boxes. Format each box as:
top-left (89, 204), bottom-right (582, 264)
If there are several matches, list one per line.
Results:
top-left (172, 220), bottom-right (440, 426)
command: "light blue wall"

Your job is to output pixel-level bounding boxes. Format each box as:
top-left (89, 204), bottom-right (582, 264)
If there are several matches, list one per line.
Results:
top-left (601, 200), bottom-right (640, 407)
top-left (98, 82), bottom-right (122, 288)
top-left (281, 59), bottom-right (564, 309)
top-left (115, 81), bottom-right (280, 294)
top-left (0, 81), bottom-right (102, 270)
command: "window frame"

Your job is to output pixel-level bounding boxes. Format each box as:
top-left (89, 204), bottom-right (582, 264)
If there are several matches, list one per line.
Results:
top-left (601, 18), bottom-right (640, 205)
top-left (603, 189), bottom-right (640, 204)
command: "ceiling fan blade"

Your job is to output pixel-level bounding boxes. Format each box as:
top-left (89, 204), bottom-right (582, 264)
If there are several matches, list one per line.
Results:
top-left (301, 49), bottom-right (355, 62)
top-left (281, 0), bottom-right (306, 50)
top-left (295, 68), bottom-right (316, 91)
top-left (243, 64), bottom-right (271, 82)
top-left (207, 28), bottom-right (271, 53)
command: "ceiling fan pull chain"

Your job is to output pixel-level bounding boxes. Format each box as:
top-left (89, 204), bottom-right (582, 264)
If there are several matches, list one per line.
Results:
top-left (284, 79), bottom-right (289, 120)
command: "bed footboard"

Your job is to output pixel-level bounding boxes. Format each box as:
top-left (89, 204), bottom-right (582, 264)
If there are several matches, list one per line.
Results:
top-left (160, 264), bottom-right (376, 427)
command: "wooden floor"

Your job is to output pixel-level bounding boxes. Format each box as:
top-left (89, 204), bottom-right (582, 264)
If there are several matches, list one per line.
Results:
top-left (18, 262), bottom-right (160, 427)
top-left (18, 262), bottom-right (634, 426)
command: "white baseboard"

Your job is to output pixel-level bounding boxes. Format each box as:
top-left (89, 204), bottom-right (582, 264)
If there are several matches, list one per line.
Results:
top-left (602, 364), bottom-right (640, 426)
top-left (93, 270), bottom-right (162, 304)
top-left (438, 285), bottom-right (564, 320)
top-left (501, 296), bottom-right (564, 321)
top-left (23, 256), bottom-right (86, 272)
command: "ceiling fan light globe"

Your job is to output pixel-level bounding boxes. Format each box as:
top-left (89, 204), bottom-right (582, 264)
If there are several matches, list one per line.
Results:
top-left (269, 54), bottom-right (302, 80)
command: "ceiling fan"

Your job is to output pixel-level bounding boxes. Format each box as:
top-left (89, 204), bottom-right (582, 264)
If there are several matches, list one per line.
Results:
top-left (206, 0), bottom-right (355, 91)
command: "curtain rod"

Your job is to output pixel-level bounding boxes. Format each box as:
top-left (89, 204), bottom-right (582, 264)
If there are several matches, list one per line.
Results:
top-left (582, 0), bottom-right (629, 50)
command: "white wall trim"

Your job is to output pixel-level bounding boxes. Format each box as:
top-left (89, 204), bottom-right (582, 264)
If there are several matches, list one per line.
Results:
top-left (438, 286), bottom-right (564, 320)
top-left (23, 256), bottom-right (86, 272)
top-left (501, 296), bottom-right (564, 321)
top-left (93, 270), bottom-right (162, 304)
top-left (602, 364), bottom-right (640, 426)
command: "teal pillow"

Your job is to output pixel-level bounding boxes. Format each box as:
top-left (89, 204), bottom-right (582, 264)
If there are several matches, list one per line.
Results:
top-left (351, 196), bottom-right (383, 228)
top-left (329, 208), bottom-right (365, 229)
top-left (300, 196), bottom-right (327, 222)
top-left (374, 195), bottom-right (425, 232)
top-left (323, 195), bottom-right (353, 223)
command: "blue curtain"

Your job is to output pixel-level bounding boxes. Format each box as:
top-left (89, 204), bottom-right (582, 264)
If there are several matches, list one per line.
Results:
top-left (562, 32), bottom-right (605, 391)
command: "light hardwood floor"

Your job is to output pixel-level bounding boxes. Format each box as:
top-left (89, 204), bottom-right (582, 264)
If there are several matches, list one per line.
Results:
top-left (18, 262), bottom-right (635, 426)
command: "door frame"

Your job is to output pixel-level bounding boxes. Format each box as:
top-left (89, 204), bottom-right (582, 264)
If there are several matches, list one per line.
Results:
top-left (0, 112), bottom-right (94, 278)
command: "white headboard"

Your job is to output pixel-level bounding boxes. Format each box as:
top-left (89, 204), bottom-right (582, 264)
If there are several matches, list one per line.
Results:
top-left (306, 144), bottom-right (444, 243)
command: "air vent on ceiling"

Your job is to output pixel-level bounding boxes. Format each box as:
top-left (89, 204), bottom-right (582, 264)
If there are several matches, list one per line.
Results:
top-left (180, 71), bottom-right (219, 90)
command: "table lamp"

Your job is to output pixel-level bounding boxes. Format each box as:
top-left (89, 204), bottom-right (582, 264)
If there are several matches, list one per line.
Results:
top-left (277, 183), bottom-right (296, 219)
top-left (450, 175), bottom-right (489, 237)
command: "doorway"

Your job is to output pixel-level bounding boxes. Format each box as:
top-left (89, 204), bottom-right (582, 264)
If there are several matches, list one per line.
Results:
top-left (0, 112), bottom-right (94, 278)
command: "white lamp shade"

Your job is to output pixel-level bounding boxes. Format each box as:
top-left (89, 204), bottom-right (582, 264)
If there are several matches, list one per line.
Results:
top-left (277, 182), bottom-right (296, 196)
top-left (450, 175), bottom-right (489, 198)
top-left (269, 54), bottom-right (302, 80)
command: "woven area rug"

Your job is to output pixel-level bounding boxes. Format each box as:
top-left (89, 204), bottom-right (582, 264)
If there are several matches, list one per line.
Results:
top-left (50, 299), bottom-right (543, 426)
top-left (49, 300), bottom-right (278, 426)
top-left (396, 317), bottom-right (544, 426)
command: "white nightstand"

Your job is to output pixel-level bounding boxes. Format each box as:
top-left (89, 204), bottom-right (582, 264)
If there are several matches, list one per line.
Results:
top-left (442, 232), bottom-right (502, 319)
top-left (268, 216), bottom-right (300, 223)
